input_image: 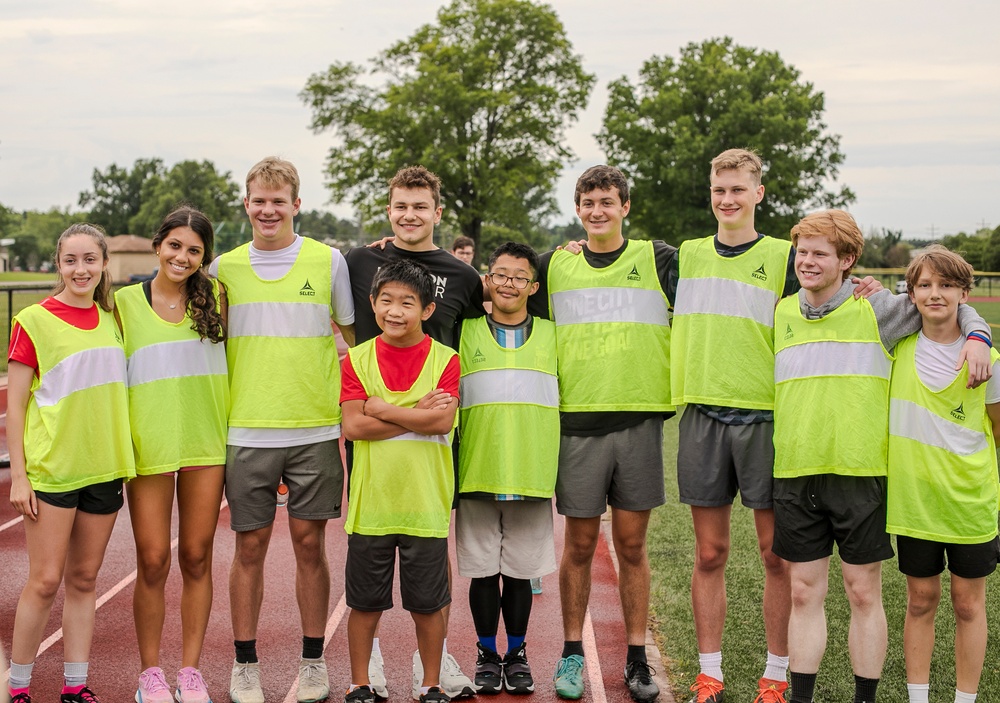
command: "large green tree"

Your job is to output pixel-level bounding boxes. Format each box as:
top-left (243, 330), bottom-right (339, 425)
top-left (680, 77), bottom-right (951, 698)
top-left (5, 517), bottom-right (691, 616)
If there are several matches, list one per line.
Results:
top-left (599, 37), bottom-right (854, 244)
top-left (79, 158), bottom-right (165, 236)
top-left (301, 0), bottom-right (594, 248)
top-left (79, 158), bottom-right (240, 237)
top-left (129, 160), bottom-right (241, 237)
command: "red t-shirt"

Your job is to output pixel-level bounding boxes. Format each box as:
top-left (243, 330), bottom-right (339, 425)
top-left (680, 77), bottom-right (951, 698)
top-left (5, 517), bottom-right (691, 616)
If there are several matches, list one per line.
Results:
top-left (340, 335), bottom-right (460, 403)
top-left (8, 297), bottom-right (101, 372)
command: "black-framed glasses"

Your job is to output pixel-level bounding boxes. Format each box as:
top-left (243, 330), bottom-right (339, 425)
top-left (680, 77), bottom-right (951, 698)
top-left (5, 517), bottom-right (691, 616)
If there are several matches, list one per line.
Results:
top-left (488, 273), bottom-right (533, 289)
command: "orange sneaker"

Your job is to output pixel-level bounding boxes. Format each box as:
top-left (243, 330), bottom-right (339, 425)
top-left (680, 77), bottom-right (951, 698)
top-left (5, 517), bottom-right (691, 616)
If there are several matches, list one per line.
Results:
top-left (753, 678), bottom-right (788, 703)
top-left (688, 674), bottom-right (724, 703)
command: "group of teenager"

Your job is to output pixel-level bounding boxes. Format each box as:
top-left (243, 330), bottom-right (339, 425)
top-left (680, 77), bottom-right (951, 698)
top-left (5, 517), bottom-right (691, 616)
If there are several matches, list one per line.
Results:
top-left (3, 148), bottom-right (998, 703)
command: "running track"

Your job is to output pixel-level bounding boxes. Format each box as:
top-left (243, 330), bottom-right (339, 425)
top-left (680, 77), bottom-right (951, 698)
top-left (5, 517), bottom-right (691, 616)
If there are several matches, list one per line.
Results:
top-left (0, 466), bottom-right (671, 703)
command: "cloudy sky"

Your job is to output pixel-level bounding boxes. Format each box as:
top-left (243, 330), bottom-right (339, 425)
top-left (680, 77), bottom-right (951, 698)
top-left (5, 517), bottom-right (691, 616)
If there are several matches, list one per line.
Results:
top-left (3, 0), bottom-right (997, 239)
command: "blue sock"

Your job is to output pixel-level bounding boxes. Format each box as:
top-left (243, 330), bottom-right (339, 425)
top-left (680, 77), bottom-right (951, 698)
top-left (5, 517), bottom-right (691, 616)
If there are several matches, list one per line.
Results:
top-left (506, 635), bottom-right (525, 653)
top-left (479, 636), bottom-right (498, 653)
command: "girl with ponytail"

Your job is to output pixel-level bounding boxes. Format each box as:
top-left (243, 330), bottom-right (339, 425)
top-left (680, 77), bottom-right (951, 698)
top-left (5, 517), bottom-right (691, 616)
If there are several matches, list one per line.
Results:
top-left (114, 206), bottom-right (229, 703)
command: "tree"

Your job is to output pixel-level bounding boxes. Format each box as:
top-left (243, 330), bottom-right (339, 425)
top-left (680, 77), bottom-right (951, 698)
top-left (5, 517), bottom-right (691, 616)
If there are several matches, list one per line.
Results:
top-left (941, 231), bottom-right (987, 271)
top-left (294, 209), bottom-right (360, 244)
top-left (79, 158), bottom-right (240, 238)
top-left (129, 160), bottom-right (241, 237)
top-left (598, 37), bottom-right (854, 245)
top-left (301, 0), bottom-right (594, 248)
top-left (79, 158), bottom-right (165, 236)
top-left (11, 208), bottom-right (79, 270)
top-left (859, 227), bottom-right (906, 268)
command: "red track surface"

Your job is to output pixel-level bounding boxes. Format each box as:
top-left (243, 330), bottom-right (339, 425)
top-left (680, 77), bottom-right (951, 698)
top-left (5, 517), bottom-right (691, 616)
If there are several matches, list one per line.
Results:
top-left (0, 469), bottom-right (669, 703)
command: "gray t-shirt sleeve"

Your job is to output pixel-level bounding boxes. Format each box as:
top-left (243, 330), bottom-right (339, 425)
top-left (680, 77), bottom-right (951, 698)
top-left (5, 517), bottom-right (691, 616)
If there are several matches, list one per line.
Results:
top-left (868, 288), bottom-right (991, 350)
top-left (208, 258), bottom-right (220, 278)
top-left (867, 289), bottom-right (921, 350)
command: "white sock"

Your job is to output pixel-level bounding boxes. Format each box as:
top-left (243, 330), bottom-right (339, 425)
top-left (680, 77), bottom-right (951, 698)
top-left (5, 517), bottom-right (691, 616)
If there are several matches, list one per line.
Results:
top-left (372, 638), bottom-right (382, 656)
top-left (955, 690), bottom-right (977, 703)
top-left (762, 652), bottom-right (788, 682)
top-left (906, 683), bottom-right (929, 703)
top-left (64, 662), bottom-right (88, 688)
top-left (9, 661), bottom-right (33, 689)
top-left (698, 651), bottom-right (723, 682)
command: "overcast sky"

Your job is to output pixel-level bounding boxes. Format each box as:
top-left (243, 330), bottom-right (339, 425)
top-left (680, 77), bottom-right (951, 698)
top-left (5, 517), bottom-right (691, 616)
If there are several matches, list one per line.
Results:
top-left (3, 0), bottom-right (997, 240)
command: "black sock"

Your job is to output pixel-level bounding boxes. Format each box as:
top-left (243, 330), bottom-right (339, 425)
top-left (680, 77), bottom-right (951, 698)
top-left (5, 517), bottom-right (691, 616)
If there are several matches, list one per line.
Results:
top-left (302, 636), bottom-right (325, 660)
top-left (854, 675), bottom-right (878, 703)
top-left (626, 645), bottom-right (647, 664)
top-left (561, 641), bottom-right (584, 659)
top-left (235, 639), bottom-right (258, 664)
top-left (789, 671), bottom-right (816, 703)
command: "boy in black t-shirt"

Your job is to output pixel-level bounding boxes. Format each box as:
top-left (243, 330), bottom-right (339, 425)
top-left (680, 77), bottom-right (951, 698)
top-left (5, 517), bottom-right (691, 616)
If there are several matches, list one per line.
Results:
top-left (344, 166), bottom-right (481, 701)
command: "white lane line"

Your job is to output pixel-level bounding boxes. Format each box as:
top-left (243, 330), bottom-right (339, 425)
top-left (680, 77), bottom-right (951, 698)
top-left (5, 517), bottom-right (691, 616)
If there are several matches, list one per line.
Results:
top-left (0, 514), bottom-right (23, 533)
top-left (281, 593), bottom-right (349, 703)
top-left (582, 609), bottom-right (609, 703)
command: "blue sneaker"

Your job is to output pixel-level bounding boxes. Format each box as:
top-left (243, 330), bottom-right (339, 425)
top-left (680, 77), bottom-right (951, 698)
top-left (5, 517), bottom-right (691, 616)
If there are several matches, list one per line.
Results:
top-left (553, 655), bottom-right (584, 700)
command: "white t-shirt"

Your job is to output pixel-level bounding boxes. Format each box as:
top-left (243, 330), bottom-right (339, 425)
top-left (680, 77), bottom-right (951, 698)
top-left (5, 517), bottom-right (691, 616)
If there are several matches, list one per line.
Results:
top-left (209, 235), bottom-right (355, 447)
top-left (914, 332), bottom-right (1000, 403)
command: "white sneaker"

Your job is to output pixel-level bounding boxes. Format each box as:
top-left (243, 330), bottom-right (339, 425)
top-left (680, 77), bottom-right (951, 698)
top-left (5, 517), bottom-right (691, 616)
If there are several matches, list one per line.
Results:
top-left (369, 648), bottom-right (389, 700)
top-left (297, 657), bottom-right (330, 703)
top-left (229, 661), bottom-right (265, 703)
top-left (411, 650), bottom-right (424, 701)
top-left (411, 649), bottom-right (476, 700)
top-left (441, 652), bottom-right (476, 699)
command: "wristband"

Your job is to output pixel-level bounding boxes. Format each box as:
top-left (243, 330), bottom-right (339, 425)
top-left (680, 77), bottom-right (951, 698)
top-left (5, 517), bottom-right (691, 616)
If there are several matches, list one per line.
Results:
top-left (967, 331), bottom-right (991, 346)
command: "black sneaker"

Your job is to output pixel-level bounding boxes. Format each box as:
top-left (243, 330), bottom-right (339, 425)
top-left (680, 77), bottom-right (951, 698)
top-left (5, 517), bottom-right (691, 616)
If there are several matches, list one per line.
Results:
top-left (419, 686), bottom-right (451, 703)
top-left (475, 643), bottom-right (503, 695)
top-left (11, 693), bottom-right (32, 703)
top-left (502, 643), bottom-right (534, 695)
top-left (60, 687), bottom-right (101, 703)
top-left (624, 661), bottom-right (659, 703)
top-left (347, 685), bottom-right (377, 703)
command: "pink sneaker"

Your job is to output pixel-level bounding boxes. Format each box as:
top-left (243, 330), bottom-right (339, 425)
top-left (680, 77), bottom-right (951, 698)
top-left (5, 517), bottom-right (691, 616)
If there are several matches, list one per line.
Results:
top-left (175, 668), bottom-right (211, 703)
top-left (136, 668), bottom-right (173, 703)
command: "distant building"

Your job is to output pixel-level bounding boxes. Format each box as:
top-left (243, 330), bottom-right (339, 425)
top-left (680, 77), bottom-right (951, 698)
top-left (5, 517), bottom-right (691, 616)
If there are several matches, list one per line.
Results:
top-left (0, 238), bottom-right (13, 272)
top-left (107, 234), bottom-right (155, 282)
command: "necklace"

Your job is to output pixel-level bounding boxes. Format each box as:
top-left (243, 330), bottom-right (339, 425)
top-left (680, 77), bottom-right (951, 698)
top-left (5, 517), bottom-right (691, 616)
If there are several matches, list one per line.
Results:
top-left (154, 282), bottom-right (184, 310)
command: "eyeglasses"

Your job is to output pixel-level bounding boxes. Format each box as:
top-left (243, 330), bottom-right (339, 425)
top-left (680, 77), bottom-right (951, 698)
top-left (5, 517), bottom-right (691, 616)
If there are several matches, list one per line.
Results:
top-left (488, 273), bottom-right (533, 289)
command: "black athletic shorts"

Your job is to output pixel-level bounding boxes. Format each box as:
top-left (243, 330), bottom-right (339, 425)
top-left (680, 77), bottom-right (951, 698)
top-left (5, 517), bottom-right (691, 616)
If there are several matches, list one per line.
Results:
top-left (772, 474), bottom-right (894, 565)
top-left (345, 533), bottom-right (450, 614)
top-left (35, 478), bottom-right (124, 514)
top-left (896, 535), bottom-right (1000, 579)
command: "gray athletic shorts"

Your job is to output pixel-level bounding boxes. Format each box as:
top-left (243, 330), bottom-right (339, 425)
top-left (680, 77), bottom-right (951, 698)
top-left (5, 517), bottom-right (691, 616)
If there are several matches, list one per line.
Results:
top-left (456, 499), bottom-right (557, 579)
top-left (225, 440), bottom-right (344, 532)
top-left (345, 533), bottom-right (450, 614)
top-left (555, 418), bottom-right (666, 518)
top-left (676, 407), bottom-right (775, 509)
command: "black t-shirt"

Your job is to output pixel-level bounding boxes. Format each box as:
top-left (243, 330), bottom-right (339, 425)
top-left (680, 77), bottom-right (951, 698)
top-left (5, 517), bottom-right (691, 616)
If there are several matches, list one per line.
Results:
top-left (528, 239), bottom-right (678, 436)
top-left (345, 242), bottom-right (485, 349)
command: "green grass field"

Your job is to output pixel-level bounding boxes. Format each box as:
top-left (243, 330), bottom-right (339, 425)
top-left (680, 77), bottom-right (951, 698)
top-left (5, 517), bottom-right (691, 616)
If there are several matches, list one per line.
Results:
top-left (968, 300), bottom-right (1000, 331)
top-left (648, 419), bottom-right (1000, 702)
